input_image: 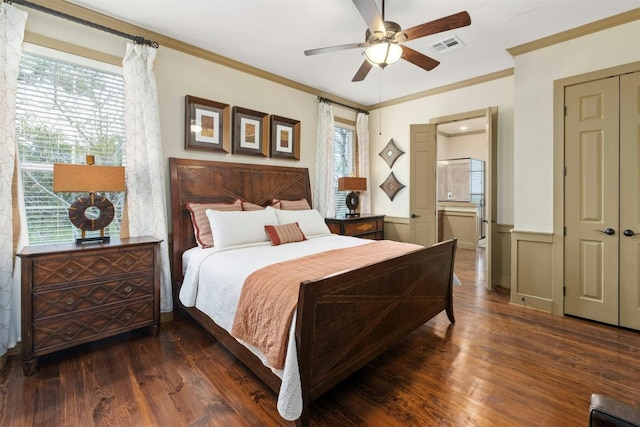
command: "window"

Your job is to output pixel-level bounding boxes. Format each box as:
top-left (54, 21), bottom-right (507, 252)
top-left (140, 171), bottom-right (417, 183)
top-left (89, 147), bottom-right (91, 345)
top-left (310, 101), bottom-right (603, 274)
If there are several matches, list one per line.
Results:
top-left (16, 46), bottom-right (125, 245)
top-left (333, 121), bottom-right (356, 216)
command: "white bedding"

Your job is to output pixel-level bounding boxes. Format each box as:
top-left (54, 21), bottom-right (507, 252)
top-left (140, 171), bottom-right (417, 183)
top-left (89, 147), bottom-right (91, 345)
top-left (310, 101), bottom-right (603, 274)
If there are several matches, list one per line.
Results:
top-left (180, 235), bottom-right (460, 420)
top-left (180, 234), bottom-right (372, 420)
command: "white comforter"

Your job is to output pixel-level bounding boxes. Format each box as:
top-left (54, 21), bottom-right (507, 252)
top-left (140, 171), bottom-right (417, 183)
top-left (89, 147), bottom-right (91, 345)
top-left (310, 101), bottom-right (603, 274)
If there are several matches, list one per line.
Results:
top-left (180, 234), bottom-right (372, 420)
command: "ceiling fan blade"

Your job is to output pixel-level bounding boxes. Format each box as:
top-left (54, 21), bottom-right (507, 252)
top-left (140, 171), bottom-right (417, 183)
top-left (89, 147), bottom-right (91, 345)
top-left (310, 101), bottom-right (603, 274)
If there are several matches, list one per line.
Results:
top-left (403, 11), bottom-right (471, 41)
top-left (401, 45), bottom-right (440, 71)
top-left (352, 60), bottom-right (373, 82)
top-left (304, 42), bottom-right (369, 56)
top-left (352, 0), bottom-right (385, 35)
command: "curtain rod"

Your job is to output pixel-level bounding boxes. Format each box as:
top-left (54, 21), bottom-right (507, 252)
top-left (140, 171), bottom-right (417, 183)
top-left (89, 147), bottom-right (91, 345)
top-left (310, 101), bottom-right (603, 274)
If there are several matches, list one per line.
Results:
top-left (318, 96), bottom-right (369, 115)
top-left (4, 0), bottom-right (159, 48)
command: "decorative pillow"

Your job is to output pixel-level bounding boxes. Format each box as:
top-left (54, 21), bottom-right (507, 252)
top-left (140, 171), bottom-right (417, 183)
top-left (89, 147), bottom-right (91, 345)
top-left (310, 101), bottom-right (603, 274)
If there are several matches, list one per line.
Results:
top-left (206, 208), bottom-right (279, 249)
top-left (187, 199), bottom-right (242, 248)
top-left (271, 207), bottom-right (331, 237)
top-left (264, 222), bottom-right (307, 246)
top-left (241, 200), bottom-right (265, 211)
top-left (270, 198), bottom-right (311, 210)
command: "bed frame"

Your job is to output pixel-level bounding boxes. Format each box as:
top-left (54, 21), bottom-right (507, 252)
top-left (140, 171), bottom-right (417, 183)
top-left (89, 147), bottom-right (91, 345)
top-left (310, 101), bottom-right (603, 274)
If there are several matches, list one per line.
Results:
top-left (169, 157), bottom-right (457, 426)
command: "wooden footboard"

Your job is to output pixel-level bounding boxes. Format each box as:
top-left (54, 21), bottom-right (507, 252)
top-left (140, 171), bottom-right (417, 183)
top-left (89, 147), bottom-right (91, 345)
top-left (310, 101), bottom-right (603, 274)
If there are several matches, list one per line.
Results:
top-left (295, 239), bottom-right (456, 426)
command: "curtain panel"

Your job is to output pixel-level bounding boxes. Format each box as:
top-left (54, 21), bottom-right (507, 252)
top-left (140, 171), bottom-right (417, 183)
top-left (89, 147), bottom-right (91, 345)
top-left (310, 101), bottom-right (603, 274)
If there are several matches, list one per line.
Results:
top-left (0, 2), bottom-right (27, 363)
top-left (356, 112), bottom-right (371, 214)
top-left (122, 43), bottom-right (173, 314)
top-left (313, 102), bottom-right (336, 218)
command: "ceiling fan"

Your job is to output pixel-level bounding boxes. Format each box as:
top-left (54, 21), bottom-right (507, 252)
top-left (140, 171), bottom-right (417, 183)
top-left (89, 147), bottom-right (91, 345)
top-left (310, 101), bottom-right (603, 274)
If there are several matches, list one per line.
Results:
top-left (304, 0), bottom-right (471, 82)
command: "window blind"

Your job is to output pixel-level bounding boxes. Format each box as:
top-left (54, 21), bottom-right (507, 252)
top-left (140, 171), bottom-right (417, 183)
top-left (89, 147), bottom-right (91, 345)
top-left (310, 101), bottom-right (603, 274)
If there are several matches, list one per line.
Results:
top-left (16, 51), bottom-right (125, 245)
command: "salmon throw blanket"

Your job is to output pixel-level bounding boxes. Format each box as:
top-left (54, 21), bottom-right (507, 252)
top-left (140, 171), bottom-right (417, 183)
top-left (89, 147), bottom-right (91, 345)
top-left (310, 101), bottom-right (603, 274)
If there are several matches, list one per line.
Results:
top-left (231, 240), bottom-right (422, 369)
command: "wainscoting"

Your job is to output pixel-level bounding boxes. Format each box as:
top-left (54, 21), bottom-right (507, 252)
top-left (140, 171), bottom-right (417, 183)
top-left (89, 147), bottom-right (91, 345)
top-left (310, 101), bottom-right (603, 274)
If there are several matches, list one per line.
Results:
top-left (495, 224), bottom-right (512, 289)
top-left (509, 230), bottom-right (555, 312)
top-left (384, 216), bottom-right (411, 242)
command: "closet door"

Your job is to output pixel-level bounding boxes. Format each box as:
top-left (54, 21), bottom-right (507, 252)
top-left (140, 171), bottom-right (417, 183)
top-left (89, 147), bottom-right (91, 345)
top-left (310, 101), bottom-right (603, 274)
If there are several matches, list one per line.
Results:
top-left (564, 76), bottom-right (619, 325)
top-left (619, 71), bottom-right (640, 330)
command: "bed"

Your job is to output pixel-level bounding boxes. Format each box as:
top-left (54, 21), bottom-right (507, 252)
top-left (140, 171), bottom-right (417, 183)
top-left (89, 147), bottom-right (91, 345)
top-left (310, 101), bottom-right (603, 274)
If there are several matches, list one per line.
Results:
top-left (169, 157), bottom-right (457, 426)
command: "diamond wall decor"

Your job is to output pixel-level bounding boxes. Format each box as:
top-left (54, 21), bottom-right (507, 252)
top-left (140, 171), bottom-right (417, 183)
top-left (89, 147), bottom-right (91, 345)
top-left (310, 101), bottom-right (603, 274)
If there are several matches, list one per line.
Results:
top-left (378, 138), bottom-right (404, 168)
top-left (380, 172), bottom-right (406, 201)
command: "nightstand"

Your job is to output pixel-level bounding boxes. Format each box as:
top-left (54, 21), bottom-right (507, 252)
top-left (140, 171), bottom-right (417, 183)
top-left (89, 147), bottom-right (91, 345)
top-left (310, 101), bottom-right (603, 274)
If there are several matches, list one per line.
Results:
top-left (325, 214), bottom-right (385, 240)
top-left (18, 236), bottom-right (162, 376)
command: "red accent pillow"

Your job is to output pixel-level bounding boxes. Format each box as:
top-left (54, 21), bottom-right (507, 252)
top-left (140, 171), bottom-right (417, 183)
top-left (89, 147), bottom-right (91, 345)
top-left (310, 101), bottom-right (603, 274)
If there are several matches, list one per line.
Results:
top-left (264, 222), bottom-right (307, 246)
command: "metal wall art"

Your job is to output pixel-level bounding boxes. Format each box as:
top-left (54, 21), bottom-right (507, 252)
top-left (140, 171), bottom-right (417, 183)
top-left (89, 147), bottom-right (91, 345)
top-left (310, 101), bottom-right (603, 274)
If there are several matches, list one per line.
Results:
top-left (379, 172), bottom-right (405, 201)
top-left (378, 138), bottom-right (404, 168)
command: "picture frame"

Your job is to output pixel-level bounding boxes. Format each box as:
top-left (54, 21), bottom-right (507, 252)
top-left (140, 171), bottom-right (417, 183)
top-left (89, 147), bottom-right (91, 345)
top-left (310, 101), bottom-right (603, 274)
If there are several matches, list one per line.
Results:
top-left (270, 115), bottom-right (300, 160)
top-left (184, 95), bottom-right (230, 153)
top-left (232, 106), bottom-right (269, 157)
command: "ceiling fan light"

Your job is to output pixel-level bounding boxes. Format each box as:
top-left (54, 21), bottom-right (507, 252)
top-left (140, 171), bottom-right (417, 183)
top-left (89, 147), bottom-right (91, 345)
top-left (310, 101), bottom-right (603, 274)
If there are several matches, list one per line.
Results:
top-left (364, 43), bottom-right (402, 68)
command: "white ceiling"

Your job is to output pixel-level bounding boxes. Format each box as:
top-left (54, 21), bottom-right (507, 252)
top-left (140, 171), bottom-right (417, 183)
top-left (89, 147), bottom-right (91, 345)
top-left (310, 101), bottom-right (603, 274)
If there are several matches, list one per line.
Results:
top-left (66, 0), bottom-right (639, 106)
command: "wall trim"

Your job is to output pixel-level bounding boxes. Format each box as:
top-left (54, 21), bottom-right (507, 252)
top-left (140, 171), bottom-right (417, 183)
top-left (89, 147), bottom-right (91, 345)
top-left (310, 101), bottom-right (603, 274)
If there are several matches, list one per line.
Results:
top-left (508, 8), bottom-right (640, 57)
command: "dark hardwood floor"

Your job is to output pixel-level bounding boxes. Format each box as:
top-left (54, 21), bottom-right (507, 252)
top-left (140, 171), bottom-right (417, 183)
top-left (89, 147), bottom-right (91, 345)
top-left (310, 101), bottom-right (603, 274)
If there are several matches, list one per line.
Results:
top-left (1, 248), bottom-right (639, 426)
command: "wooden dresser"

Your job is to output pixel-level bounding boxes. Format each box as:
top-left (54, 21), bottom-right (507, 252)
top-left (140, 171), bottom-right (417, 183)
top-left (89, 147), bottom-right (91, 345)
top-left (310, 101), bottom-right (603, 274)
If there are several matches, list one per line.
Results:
top-left (18, 236), bottom-right (162, 376)
top-left (325, 214), bottom-right (385, 240)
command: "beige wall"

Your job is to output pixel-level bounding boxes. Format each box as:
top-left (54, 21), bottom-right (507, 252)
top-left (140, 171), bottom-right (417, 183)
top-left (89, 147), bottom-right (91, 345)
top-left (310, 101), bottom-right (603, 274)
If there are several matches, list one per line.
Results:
top-left (512, 20), bottom-right (640, 232)
top-left (369, 77), bottom-right (515, 224)
top-left (22, 8), bottom-right (358, 226)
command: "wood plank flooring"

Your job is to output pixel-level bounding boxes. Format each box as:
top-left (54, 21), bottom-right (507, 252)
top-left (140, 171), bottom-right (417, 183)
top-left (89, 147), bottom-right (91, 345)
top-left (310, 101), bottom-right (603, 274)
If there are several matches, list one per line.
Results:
top-left (1, 248), bottom-right (639, 426)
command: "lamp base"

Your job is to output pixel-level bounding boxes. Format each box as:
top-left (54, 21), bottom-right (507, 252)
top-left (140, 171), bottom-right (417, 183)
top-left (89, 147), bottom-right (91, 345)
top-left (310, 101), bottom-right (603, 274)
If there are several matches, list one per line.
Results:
top-left (76, 235), bottom-right (110, 245)
top-left (345, 211), bottom-right (360, 218)
top-left (345, 191), bottom-right (360, 218)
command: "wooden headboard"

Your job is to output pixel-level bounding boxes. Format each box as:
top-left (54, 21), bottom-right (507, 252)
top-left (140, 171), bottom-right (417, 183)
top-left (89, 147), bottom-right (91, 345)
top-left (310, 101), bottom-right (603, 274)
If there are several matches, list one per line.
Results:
top-left (168, 158), bottom-right (312, 295)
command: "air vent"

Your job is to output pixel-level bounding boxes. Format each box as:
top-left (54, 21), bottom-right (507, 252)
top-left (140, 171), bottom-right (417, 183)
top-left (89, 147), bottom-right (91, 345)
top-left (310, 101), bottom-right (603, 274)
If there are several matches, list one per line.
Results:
top-left (429, 35), bottom-right (465, 54)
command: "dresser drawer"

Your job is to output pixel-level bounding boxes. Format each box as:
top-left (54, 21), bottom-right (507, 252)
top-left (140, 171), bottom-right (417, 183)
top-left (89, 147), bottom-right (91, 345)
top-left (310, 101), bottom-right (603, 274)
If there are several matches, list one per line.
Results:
top-left (343, 219), bottom-right (380, 235)
top-left (33, 274), bottom-right (154, 319)
top-left (32, 299), bottom-right (155, 355)
top-left (31, 247), bottom-right (154, 287)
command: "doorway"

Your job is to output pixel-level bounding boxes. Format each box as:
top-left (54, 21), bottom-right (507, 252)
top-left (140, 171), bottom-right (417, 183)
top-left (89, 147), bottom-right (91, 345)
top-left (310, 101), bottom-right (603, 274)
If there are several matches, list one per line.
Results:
top-left (409, 107), bottom-right (498, 290)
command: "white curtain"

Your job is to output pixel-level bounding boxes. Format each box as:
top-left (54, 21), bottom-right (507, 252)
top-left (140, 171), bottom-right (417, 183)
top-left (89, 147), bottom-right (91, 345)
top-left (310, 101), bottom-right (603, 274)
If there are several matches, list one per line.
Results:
top-left (0, 3), bottom-right (27, 361)
top-left (356, 112), bottom-right (371, 214)
top-left (122, 43), bottom-right (173, 313)
top-left (314, 101), bottom-right (335, 217)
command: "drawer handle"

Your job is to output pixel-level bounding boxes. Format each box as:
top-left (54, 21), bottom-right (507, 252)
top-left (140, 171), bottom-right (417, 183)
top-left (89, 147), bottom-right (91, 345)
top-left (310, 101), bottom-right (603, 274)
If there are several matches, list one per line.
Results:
top-left (65, 327), bottom-right (75, 336)
top-left (125, 313), bottom-right (133, 320)
top-left (65, 268), bottom-right (75, 276)
top-left (124, 260), bottom-right (133, 266)
top-left (124, 286), bottom-right (133, 293)
top-left (66, 297), bottom-right (74, 305)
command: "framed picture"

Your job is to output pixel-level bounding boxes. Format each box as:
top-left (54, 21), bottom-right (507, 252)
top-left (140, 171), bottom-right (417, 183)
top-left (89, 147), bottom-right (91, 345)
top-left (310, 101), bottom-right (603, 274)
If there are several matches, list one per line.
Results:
top-left (270, 115), bottom-right (300, 160)
top-left (232, 106), bottom-right (269, 157)
top-left (185, 95), bottom-right (230, 153)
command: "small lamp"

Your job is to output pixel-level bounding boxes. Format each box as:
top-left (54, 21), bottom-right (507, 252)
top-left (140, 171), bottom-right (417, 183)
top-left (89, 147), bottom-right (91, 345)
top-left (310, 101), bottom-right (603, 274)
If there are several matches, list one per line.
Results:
top-left (338, 177), bottom-right (367, 217)
top-left (53, 155), bottom-right (125, 244)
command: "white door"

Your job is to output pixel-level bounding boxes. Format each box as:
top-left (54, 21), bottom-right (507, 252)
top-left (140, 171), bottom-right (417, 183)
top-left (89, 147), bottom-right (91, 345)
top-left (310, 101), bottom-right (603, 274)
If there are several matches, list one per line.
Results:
top-left (619, 71), bottom-right (640, 330)
top-left (409, 124), bottom-right (437, 247)
top-left (564, 71), bottom-right (640, 329)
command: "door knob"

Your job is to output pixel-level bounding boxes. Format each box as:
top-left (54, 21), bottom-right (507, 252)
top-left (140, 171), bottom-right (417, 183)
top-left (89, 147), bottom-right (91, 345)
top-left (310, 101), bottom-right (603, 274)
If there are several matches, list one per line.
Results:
top-left (596, 228), bottom-right (616, 235)
top-left (623, 229), bottom-right (636, 237)
top-left (411, 214), bottom-right (419, 218)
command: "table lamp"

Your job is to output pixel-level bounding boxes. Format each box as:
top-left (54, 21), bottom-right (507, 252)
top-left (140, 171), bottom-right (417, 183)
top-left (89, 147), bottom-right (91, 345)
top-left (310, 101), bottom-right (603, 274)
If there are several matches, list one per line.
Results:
top-left (53, 155), bottom-right (125, 244)
top-left (338, 177), bottom-right (367, 217)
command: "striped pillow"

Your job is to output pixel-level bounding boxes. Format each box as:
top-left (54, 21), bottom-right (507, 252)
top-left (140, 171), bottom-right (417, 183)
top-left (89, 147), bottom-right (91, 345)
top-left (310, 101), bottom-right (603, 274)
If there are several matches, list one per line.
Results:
top-left (270, 198), bottom-right (311, 210)
top-left (264, 222), bottom-right (307, 246)
top-left (187, 199), bottom-right (242, 248)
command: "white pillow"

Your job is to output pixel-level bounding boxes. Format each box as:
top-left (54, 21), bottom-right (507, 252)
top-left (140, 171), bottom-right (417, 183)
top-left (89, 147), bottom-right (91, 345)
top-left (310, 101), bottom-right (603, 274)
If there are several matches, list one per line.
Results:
top-left (271, 207), bottom-right (331, 237)
top-left (206, 208), bottom-right (278, 249)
